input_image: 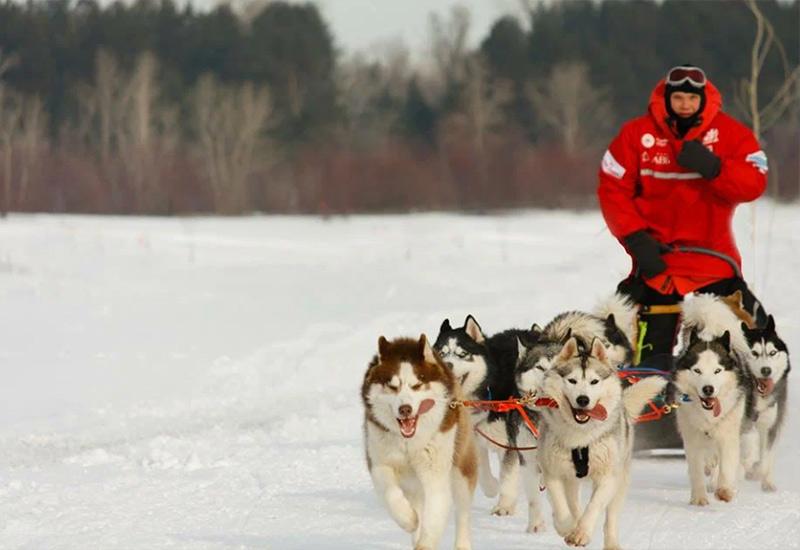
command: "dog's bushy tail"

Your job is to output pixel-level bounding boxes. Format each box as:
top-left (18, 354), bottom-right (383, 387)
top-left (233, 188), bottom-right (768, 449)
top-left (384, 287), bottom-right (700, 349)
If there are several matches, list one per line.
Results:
top-left (622, 376), bottom-right (668, 418)
top-left (594, 292), bottom-right (637, 345)
top-left (681, 293), bottom-right (749, 356)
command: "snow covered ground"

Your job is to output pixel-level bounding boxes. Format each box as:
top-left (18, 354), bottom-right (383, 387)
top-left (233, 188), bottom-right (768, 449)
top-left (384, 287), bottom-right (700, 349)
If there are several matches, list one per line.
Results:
top-left (0, 202), bottom-right (798, 549)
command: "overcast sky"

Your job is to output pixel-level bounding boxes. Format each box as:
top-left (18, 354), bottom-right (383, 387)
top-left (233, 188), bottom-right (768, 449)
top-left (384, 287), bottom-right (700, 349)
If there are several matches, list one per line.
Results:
top-left (287, 0), bottom-right (522, 57)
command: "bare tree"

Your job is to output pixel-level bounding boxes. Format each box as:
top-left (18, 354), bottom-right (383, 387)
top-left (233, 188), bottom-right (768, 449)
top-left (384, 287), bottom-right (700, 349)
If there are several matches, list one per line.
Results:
top-left (336, 43), bottom-right (411, 148)
top-left (0, 91), bottom-right (46, 213)
top-left (194, 74), bottom-right (272, 214)
top-left (16, 96), bottom-right (46, 207)
top-left (462, 56), bottom-right (512, 153)
top-left (422, 5), bottom-right (472, 106)
top-left (735, 0), bottom-right (800, 140)
top-left (527, 62), bottom-right (612, 154)
top-left (115, 52), bottom-right (160, 211)
top-left (74, 50), bottom-right (176, 212)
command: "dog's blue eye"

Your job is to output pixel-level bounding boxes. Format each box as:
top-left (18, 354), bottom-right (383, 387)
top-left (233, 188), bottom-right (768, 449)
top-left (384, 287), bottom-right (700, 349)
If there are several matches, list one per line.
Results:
top-left (752, 351), bottom-right (759, 357)
top-left (411, 383), bottom-right (423, 390)
top-left (769, 350), bottom-right (777, 357)
top-left (693, 368), bottom-right (701, 374)
top-left (568, 378), bottom-right (577, 385)
top-left (535, 366), bottom-right (546, 372)
top-left (714, 369), bottom-right (721, 374)
top-left (590, 379), bottom-right (599, 385)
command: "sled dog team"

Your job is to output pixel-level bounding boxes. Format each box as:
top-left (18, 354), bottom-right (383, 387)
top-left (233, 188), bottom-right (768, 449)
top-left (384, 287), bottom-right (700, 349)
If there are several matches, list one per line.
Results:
top-left (361, 292), bottom-right (790, 549)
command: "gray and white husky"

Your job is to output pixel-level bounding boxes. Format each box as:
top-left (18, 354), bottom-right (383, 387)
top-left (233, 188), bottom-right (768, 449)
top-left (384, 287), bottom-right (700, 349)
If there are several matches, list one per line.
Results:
top-left (516, 294), bottom-right (636, 399)
top-left (537, 337), bottom-right (665, 550)
top-left (741, 314), bottom-right (790, 492)
top-left (672, 294), bottom-right (752, 505)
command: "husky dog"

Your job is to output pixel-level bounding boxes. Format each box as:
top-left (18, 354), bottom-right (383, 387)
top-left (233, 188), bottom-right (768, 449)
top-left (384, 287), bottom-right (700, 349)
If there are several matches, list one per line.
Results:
top-left (362, 335), bottom-right (477, 550)
top-left (672, 294), bottom-right (753, 505)
top-left (433, 316), bottom-right (542, 528)
top-left (516, 294), bottom-right (636, 400)
top-left (741, 315), bottom-right (790, 492)
top-left (537, 337), bottom-right (666, 550)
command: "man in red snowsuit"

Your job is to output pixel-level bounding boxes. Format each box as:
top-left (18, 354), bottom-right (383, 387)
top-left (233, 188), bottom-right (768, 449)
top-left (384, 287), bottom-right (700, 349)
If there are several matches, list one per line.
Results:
top-left (598, 65), bottom-right (769, 371)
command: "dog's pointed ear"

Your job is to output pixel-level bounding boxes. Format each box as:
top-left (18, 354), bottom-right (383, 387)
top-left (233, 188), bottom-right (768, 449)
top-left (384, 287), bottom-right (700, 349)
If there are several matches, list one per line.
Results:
top-left (531, 323), bottom-right (543, 335)
top-left (517, 337), bottom-right (528, 363)
top-left (730, 289), bottom-right (743, 306)
top-left (419, 334), bottom-right (437, 364)
top-left (740, 321), bottom-right (751, 336)
top-left (378, 336), bottom-right (390, 361)
top-left (464, 315), bottom-right (485, 343)
top-left (765, 314), bottom-right (776, 334)
top-left (556, 337), bottom-right (579, 362)
top-left (689, 329), bottom-right (701, 348)
top-left (719, 331), bottom-right (731, 353)
top-left (440, 318), bottom-right (452, 333)
top-left (561, 327), bottom-right (573, 343)
top-left (590, 337), bottom-right (607, 363)
top-left (605, 313), bottom-right (616, 329)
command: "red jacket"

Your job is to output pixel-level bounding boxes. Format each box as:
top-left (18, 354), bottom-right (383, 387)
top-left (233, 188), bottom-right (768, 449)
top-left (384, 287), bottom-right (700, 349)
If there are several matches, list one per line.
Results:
top-left (597, 79), bottom-right (767, 294)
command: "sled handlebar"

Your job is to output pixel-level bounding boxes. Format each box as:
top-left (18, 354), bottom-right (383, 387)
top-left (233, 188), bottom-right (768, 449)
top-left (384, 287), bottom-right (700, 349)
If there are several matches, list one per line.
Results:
top-left (664, 245), bottom-right (743, 279)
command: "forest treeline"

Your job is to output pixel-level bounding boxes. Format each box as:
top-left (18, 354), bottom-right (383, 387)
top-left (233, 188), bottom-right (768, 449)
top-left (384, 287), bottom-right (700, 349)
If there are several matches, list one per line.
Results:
top-left (0, 0), bottom-right (797, 214)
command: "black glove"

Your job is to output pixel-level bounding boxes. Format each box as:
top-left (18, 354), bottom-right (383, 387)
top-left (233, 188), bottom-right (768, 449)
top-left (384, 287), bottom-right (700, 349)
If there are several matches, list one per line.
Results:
top-left (623, 230), bottom-right (667, 279)
top-left (677, 140), bottom-right (721, 180)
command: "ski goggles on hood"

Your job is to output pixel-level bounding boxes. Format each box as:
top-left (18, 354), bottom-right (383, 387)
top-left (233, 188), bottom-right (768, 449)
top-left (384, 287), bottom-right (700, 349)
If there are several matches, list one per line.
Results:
top-left (666, 66), bottom-right (707, 88)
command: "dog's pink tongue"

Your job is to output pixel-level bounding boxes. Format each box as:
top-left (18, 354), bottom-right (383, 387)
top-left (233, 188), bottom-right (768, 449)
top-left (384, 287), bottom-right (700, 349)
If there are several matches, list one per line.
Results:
top-left (758, 378), bottom-right (775, 396)
top-left (418, 399), bottom-right (436, 415)
top-left (712, 398), bottom-right (721, 417)
top-left (586, 404), bottom-right (607, 421)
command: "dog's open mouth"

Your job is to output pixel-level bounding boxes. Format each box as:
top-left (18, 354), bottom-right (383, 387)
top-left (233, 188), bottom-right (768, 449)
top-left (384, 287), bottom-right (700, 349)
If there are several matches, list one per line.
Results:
top-left (396, 399), bottom-right (435, 438)
top-left (571, 404), bottom-right (607, 424)
top-left (397, 416), bottom-right (419, 438)
top-left (700, 397), bottom-right (721, 417)
top-left (756, 377), bottom-right (774, 397)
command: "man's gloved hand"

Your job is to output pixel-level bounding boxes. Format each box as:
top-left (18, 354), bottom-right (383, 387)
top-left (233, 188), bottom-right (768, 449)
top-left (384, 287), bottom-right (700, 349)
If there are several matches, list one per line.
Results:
top-left (677, 140), bottom-right (721, 180)
top-left (623, 230), bottom-right (667, 278)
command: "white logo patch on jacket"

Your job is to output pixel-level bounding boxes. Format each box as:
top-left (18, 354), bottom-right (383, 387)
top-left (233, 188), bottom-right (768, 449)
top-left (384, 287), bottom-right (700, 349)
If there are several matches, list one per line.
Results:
top-left (602, 150), bottom-right (626, 179)
top-left (702, 128), bottom-right (720, 145)
top-left (746, 150), bottom-right (769, 174)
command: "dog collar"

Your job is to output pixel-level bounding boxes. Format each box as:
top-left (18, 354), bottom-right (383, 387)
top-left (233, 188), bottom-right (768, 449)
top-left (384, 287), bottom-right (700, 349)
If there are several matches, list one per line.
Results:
top-left (571, 447), bottom-right (589, 478)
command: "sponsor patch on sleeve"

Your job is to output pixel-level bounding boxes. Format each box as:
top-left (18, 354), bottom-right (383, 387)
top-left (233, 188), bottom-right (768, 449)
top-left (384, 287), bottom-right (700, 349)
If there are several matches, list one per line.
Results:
top-left (601, 150), bottom-right (626, 180)
top-left (746, 150), bottom-right (769, 174)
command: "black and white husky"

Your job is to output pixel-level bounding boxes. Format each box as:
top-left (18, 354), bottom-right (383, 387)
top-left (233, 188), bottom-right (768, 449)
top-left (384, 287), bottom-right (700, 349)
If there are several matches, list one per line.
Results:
top-left (537, 337), bottom-right (665, 550)
top-left (433, 316), bottom-right (543, 530)
top-left (741, 315), bottom-right (790, 492)
top-left (672, 294), bottom-right (752, 505)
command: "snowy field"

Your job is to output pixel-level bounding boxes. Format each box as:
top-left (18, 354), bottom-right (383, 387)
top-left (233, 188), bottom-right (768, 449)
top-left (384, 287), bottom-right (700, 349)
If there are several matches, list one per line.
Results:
top-left (0, 202), bottom-right (798, 549)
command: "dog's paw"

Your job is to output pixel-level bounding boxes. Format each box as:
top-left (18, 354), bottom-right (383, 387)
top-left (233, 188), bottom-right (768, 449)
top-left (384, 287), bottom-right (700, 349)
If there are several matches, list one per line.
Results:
top-left (397, 509), bottom-right (419, 533)
top-left (526, 518), bottom-right (546, 533)
top-left (565, 526), bottom-right (591, 547)
top-left (761, 480), bottom-right (777, 492)
top-left (689, 494), bottom-right (709, 506)
top-left (554, 516), bottom-right (576, 537)
top-left (491, 503), bottom-right (516, 516)
top-left (714, 487), bottom-right (735, 502)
